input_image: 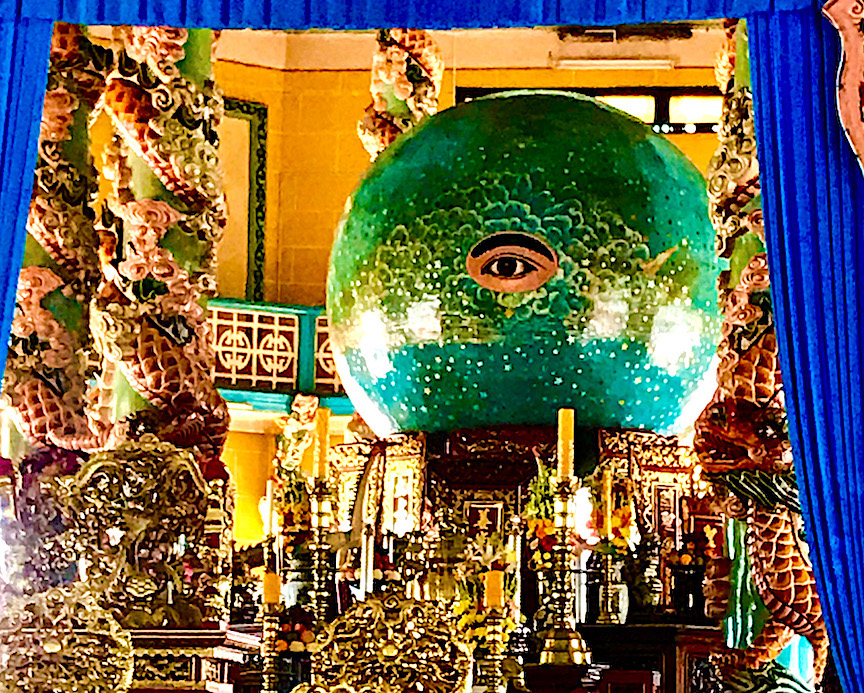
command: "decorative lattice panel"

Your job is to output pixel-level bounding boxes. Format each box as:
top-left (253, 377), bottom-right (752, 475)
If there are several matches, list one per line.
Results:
top-left (208, 305), bottom-right (298, 391)
top-left (314, 314), bottom-right (342, 394)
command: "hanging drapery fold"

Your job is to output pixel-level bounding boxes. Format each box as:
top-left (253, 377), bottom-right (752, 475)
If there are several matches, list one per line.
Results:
top-left (0, 18), bottom-right (54, 377)
top-left (2, 0), bottom-right (814, 29)
top-left (750, 6), bottom-right (864, 688)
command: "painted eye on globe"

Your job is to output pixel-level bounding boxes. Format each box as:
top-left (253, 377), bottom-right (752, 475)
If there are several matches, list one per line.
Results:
top-left (466, 232), bottom-right (558, 292)
top-left (482, 256), bottom-right (536, 278)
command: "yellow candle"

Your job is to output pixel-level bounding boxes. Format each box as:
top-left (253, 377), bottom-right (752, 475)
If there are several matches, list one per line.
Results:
top-left (263, 571), bottom-right (281, 604)
top-left (557, 408), bottom-right (574, 478)
top-left (484, 570), bottom-right (504, 609)
top-left (314, 408), bottom-right (331, 479)
top-left (602, 468), bottom-right (613, 539)
top-left (263, 479), bottom-right (274, 537)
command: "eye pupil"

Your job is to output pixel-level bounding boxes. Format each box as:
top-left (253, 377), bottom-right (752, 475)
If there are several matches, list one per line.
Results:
top-left (496, 257), bottom-right (519, 277)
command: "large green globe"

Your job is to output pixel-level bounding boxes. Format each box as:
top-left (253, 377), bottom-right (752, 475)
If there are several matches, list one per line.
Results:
top-left (327, 91), bottom-right (721, 436)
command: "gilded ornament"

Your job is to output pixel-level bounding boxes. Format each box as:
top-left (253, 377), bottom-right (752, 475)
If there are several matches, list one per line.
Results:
top-left (0, 583), bottom-right (133, 693)
top-left (304, 593), bottom-right (472, 693)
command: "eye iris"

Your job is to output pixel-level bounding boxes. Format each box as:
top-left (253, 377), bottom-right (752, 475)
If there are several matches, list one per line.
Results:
top-left (486, 257), bottom-right (535, 278)
top-left (496, 257), bottom-right (520, 276)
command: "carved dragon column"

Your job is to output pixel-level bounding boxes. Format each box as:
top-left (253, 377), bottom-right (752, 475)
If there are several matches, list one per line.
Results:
top-left (3, 24), bottom-right (111, 453)
top-left (83, 26), bottom-right (232, 629)
top-left (0, 24), bottom-right (138, 692)
top-left (357, 29), bottom-right (444, 159)
top-left (695, 20), bottom-right (829, 691)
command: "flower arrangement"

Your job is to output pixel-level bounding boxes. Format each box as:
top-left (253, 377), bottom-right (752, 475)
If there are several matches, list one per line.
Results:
top-left (589, 504), bottom-right (638, 555)
top-left (523, 459), bottom-right (557, 570)
top-left (522, 459), bottom-right (599, 569)
top-left (524, 518), bottom-right (555, 570)
top-left (451, 533), bottom-right (520, 650)
top-left (274, 605), bottom-right (318, 654)
top-left (585, 466), bottom-right (640, 556)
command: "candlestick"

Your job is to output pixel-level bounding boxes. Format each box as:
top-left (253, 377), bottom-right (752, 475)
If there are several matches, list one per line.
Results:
top-left (596, 553), bottom-right (624, 625)
top-left (484, 607), bottom-right (507, 693)
top-left (557, 408), bottom-right (574, 479)
top-left (540, 477), bottom-right (592, 666)
top-left (484, 570), bottom-right (504, 609)
top-left (359, 525), bottom-right (375, 599)
top-left (309, 477), bottom-right (334, 623)
top-left (261, 600), bottom-right (282, 693)
top-left (366, 530), bottom-right (375, 594)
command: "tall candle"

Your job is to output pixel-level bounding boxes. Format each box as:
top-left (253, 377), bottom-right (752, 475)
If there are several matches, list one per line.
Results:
top-left (358, 539), bottom-right (366, 597)
top-left (365, 530), bottom-right (376, 596)
top-left (602, 468), bottom-right (613, 540)
top-left (263, 479), bottom-right (275, 537)
top-left (263, 571), bottom-right (281, 604)
top-left (359, 526), bottom-right (375, 599)
top-left (314, 408), bottom-right (331, 479)
top-left (557, 408), bottom-right (574, 478)
top-left (484, 570), bottom-right (504, 609)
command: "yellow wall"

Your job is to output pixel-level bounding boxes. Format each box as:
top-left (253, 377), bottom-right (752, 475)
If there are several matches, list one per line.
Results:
top-left (222, 430), bottom-right (276, 546)
top-left (215, 62), bottom-right (719, 306)
top-left (216, 115), bottom-right (251, 298)
top-left (666, 133), bottom-right (718, 176)
top-left (215, 62), bottom-right (371, 305)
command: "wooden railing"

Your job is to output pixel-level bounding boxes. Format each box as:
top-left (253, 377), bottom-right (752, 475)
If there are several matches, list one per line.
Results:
top-left (208, 299), bottom-right (343, 395)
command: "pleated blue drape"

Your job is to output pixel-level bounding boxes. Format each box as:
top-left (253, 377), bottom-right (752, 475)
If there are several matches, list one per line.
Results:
top-left (0, 18), bottom-right (54, 377)
top-left (750, 8), bottom-right (864, 688)
top-left (0, 1), bottom-right (861, 690)
top-left (3, 0), bottom-right (813, 29)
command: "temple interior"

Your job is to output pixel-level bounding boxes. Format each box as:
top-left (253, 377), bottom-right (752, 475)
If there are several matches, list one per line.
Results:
top-left (0, 17), bottom-right (842, 693)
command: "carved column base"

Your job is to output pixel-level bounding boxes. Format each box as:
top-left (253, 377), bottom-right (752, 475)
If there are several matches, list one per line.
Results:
top-left (539, 625), bottom-right (592, 666)
top-left (130, 629), bottom-right (260, 692)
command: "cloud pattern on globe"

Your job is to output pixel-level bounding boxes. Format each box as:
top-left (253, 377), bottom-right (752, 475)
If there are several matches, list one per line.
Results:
top-left (327, 91), bottom-right (722, 436)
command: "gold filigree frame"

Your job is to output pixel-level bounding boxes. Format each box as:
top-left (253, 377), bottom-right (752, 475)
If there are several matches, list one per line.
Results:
top-left (300, 592), bottom-right (471, 693)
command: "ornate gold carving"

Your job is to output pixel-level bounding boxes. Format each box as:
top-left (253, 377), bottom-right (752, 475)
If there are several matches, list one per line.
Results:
top-left (51, 435), bottom-right (216, 627)
top-left (330, 441), bottom-right (370, 532)
top-left (599, 429), bottom-right (699, 538)
top-left (330, 434), bottom-right (425, 536)
top-left (133, 653), bottom-right (195, 683)
top-left (380, 435), bottom-right (425, 536)
top-left (0, 584), bottom-right (134, 693)
top-left (298, 593), bottom-right (471, 693)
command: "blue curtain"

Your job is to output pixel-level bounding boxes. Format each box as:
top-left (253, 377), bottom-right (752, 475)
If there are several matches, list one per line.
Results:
top-left (0, 18), bottom-right (53, 375)
top-left (0, 1), bottom-right (861, 690)
top-left (751, 8), bottom-right (864, 688)
top-left (5, 0), bottom-right (813, 29)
